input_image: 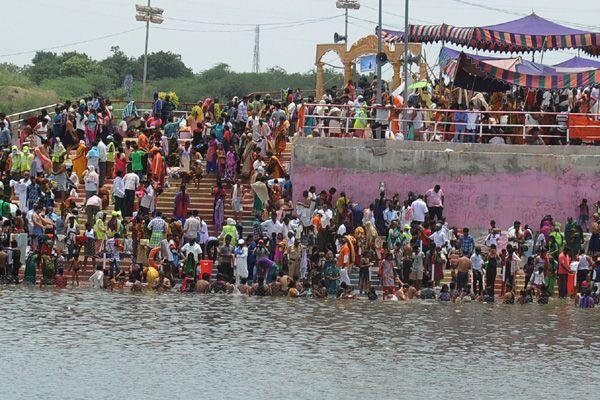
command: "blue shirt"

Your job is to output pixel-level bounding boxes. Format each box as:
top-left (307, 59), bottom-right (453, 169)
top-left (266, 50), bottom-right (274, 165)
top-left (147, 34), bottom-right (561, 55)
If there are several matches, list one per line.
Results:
top-left (0, 127), bottom-right (11, 147)
top-left (459, 235), bottom-right (475, 257)
top-left (453, 112), bottom-right (468, 133)
top-left (152, 99), bottom-right (163, 118)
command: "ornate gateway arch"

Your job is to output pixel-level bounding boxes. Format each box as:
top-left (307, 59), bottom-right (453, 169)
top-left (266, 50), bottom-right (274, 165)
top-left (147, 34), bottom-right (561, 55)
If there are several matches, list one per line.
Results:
top-left (315, 35), bottom-right (424, 99)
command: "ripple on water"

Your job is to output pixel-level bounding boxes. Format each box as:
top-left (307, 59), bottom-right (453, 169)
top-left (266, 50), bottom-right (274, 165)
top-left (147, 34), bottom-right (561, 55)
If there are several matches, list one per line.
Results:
top-left (1, 286), bottom-right (600, 400)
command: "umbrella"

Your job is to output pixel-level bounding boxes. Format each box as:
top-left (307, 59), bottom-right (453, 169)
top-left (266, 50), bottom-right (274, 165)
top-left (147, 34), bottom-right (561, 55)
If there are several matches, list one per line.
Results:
top-left (408, 80), bottom-right (429, 90)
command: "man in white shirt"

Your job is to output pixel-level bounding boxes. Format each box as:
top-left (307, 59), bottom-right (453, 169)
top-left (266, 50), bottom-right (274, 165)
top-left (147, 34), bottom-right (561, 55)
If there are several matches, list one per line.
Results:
top-left (112, 171), bottom-right (125, 213)
top-left (470, 246), bottom-right (484, 296)
top-left (465, 102), bottom-right (480, 143)
top-left (122, 172), bottom-right (140, 218)
top-left (198, 218), bottom-right (209, 255)
top-left (10, 173), bottom-right (31, 212)
top-left (410, 195), bottom-right (428, 224)
top-left (181, 238), bottom-right (203, 263)
top-left (383, 205), bottom-right (399, 228)
top-left (485, 229), bottom-right (501, 247)
top-left (183, 210), bottom-right (201, 244)
top-left (429, 224), bottom-right (449, 249)
top-left (97, 138), bottom-right (107, 186)
top-left (425, 184), bottom-right (444, 222)
top-left (319, 205), bottom-right (333, 229)
top-left (140, 182), bottom-right (155, 215)
top-left (261, 213), bottom-right (284, 239)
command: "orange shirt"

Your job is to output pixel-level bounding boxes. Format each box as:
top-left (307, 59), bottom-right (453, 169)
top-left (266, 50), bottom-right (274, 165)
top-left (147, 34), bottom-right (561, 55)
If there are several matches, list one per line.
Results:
top-left (338, 244), bottom-right (350, 267)
top-left (312, 215), bottom-right (321, 231)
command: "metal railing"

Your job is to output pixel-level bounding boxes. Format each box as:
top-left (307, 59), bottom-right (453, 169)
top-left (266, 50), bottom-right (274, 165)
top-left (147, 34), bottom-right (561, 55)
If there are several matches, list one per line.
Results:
top-left (298, 103), bottom-right (600, 144)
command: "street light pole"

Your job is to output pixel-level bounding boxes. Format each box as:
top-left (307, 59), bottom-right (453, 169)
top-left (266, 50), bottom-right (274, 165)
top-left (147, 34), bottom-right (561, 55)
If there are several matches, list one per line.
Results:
top-left (135, 1), bottom-right (164, 102)
top-left (376, 0), bottom-right (383, 106)
top-left (402, 0), bottom-right (410, 135)
top-left (142, 0), bottom-right (150, 103)
top-left (336, 1), bottom-right (360, 44)
top-left (344, 7), bottom-right (348, 42)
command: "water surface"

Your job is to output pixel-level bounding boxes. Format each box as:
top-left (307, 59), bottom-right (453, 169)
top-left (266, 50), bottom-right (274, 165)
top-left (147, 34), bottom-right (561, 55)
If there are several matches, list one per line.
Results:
top-left (1, 287), bottom-right (598, 399)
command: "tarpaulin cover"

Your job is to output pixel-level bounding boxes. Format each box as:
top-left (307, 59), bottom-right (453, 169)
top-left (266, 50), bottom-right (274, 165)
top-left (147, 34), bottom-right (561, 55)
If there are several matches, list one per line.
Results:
top-left (568, 115), bottom-right (600, 141)
top-left (381, 13), bottom-right (600, 55)
top-left (452, 51), bottom-right (600, 90)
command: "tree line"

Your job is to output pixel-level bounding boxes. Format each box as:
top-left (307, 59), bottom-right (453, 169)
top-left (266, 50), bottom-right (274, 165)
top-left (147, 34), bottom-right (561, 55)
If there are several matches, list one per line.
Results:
top-left (0, 47), bottom-right (342, 114)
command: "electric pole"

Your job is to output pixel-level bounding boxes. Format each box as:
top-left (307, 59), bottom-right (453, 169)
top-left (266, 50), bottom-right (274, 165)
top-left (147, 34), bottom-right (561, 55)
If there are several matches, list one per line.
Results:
top-left (336, 0), bottom-right (360, 45)
top-left (376, 0), bottom-right (382, 106)
top-left (402, 0), bottom-right (410, 134)
top-left (135, 1), bottom-right (164, 102)
top-left (252, 25), bottom-right (260, 73)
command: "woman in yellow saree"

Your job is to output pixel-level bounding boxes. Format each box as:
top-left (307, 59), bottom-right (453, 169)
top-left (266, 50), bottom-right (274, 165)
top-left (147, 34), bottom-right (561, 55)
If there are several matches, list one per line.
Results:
top-left (72, 141), bottom-right (88, 178)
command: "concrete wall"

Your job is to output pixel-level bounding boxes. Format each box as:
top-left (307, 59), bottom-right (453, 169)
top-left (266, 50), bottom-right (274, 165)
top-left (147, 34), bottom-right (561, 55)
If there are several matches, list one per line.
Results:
top-left (291, 138), bottom-right (600, 229)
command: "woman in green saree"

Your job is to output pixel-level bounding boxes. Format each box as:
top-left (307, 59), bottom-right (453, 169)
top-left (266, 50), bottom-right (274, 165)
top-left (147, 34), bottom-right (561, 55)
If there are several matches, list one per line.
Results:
top-left (24, 253), bottom-right (37, 284)
top-left (322, 250), bottom-right (340, 296)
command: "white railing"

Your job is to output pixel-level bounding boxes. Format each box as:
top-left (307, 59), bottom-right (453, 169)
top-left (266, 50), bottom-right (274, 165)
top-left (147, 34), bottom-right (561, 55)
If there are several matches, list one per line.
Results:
top-left (298, 103), bottom-right (600, 144)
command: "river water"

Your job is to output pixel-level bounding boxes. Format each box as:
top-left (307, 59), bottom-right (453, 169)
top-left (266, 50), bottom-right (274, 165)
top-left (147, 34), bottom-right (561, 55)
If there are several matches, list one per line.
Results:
top-left (1, 286), bottom-right (599, 399)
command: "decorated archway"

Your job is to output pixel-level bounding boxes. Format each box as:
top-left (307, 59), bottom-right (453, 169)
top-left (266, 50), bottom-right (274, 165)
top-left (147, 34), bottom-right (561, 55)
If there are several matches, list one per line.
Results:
top-left (315, 35), bottom-right (424, 99)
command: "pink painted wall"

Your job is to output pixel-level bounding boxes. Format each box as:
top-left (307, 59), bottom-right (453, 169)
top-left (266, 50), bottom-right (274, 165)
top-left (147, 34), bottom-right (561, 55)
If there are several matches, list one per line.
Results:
top-left (292, 165), bottom-right (596, 229)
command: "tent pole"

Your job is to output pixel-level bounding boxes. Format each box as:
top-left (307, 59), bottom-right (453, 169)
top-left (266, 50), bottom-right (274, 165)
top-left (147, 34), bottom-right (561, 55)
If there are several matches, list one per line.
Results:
top-left (540, 37), bottom-right (547, 65)
top-left (439, 40), bottom-right (445, 89)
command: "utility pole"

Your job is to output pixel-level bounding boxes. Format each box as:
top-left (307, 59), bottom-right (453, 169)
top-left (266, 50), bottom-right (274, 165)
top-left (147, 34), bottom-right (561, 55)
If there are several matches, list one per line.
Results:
top-left (252, 25), bottom-right (260, 73)
top-left (402, 0), bottom-right (410, 134)
top-left (376, 0), bottom-right (383, 106)
top-left (135, 1), bottom-right (164, 102)
top-left (336, 0), bottom-right (360, 45)
top-left (375, 0), bottom-right (383, 139)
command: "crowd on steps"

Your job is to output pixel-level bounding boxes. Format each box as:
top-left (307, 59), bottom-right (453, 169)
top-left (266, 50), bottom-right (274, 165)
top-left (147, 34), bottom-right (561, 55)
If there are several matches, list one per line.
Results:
top-left (0, 91), bottom-right (598, 308)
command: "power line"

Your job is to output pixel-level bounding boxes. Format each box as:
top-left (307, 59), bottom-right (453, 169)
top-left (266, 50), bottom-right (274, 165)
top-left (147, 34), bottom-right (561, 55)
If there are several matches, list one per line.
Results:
top-left (0, 27), bottom-right (144, 58)
top-left (348, 15), bottom-right (402, 29)
top-left (447, 0), bottom-right (600, 31)
top-left (165, 14), bottom-right (344, 27)
top-left (361, 4), bottom-right (440, 25)
top-left (156, 26), bottom-right (254, 33)
top-left (156, 17), bottom-right (346, 34)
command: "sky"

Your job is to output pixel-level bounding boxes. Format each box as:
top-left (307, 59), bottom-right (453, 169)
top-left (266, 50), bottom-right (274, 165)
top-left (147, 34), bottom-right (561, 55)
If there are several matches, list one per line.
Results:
top-left (2, 0), bottom-right (600, 77)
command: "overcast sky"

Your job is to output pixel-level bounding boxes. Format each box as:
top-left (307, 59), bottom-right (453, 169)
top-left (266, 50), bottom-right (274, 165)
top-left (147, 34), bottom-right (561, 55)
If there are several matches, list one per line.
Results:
top-left (2, 0), bottom-right (599, 75)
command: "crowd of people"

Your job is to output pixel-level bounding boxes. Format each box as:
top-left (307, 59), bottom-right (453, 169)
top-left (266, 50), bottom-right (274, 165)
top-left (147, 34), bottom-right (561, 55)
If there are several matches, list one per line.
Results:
top-left (0, 88), bottom-right (598, 308)
top-left (298, 77), bottom-right (600, 145)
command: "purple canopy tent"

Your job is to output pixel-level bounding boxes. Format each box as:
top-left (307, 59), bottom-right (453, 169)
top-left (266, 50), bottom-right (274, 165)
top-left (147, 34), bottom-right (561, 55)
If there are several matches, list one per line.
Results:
top-left (381, 13), bottom-right (600, 55)
top-left (440, 47), bottom-right (600, 78)
top-left (554, 56), bottom-right (600, 69)
top-left (452, 51), bottom-right (600, 92)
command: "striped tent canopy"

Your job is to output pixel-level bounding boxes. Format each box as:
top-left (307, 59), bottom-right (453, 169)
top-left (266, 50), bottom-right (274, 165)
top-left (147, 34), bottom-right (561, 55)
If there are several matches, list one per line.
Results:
top-left (381, 13), bottom-right (600, 55)
top-left (440, 46), bottom-right (600, 79)
top-left (380, 24), bottom-right (473, 46)
top-left (453, 51), bottom-right (600, 92)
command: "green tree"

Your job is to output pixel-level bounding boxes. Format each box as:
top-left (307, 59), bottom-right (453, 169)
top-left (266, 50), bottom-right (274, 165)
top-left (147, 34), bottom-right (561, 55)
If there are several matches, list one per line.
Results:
top-left (140, 51), bottom-right (192, 80)
top-left (24, 51), bottom-right (61, 84)
top-left (58, 54), bottom-right (96, 77)
top-left (99, 46), bottom-right (141, 86)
